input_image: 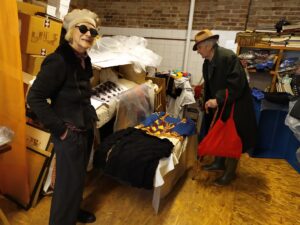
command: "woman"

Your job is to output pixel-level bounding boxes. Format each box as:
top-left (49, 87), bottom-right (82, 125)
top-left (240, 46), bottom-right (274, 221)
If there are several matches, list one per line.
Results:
top-left (27, 9), bottom-right (100, 225)
top-left (193, 29), bottom-right (257, 186)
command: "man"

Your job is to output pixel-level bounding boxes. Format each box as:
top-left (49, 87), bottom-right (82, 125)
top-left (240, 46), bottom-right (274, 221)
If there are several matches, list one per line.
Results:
top-left (194, 29), bottom-right (257, 186)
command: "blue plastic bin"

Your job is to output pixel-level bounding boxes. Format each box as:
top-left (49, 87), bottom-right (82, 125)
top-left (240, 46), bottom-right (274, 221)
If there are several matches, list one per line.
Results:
top-left (253, 109), bottom-right (289, 158)
top-left (250, 99), bottom-right (300, 173)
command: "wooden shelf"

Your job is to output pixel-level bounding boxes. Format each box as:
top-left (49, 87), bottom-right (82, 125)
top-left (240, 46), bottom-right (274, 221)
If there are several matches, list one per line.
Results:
top-left (239, 44), bottom-right (300, 51)
top-left (237, 36), bottom-right (300, 92)
top-left (247, 69), bottom-right (277, 75)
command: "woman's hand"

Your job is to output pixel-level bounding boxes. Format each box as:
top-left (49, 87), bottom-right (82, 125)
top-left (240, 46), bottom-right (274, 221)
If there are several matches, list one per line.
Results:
top-left (205, 99), bottom-right (218, 113)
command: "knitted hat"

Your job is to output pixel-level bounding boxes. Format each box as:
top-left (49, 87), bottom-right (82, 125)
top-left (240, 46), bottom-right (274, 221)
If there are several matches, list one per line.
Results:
top-left (63, 9), bottom-right (99, 31)
top-left (192, 29), bottom-right (219, 51)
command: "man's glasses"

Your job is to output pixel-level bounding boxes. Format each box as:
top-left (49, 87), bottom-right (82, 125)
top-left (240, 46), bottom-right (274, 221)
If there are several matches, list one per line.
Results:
top-left (75, 25), bottom-right (98, 37)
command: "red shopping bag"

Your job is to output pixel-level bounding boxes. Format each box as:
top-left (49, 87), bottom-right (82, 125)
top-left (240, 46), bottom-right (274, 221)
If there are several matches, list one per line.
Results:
top-left (198, 90), bottom-right (242, 158)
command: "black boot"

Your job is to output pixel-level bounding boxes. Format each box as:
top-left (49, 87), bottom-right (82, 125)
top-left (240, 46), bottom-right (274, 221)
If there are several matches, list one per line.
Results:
top-left (214, 158), bottom-right (239, 186)
top-left (202, 157), bottom-right (226, 171)
top-left (77, 209), bottom-right (96, 223)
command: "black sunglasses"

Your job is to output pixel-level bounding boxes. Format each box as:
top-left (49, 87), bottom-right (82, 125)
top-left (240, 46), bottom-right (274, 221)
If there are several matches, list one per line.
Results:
top-left (75, 25), bottom-right (98, 37)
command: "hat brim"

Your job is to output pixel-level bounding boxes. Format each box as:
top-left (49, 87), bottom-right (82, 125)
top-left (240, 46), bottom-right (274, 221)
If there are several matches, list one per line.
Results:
top-left (192, 34), bottom-right (219, 51)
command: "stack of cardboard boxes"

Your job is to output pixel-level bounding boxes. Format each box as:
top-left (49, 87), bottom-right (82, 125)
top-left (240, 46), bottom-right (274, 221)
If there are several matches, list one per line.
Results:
top-left (16, 2), bottom-right (60, 208)
top-left (47, 0), bottom-right (70, 20)
top-left (18, 1), bottom-right (62, 76)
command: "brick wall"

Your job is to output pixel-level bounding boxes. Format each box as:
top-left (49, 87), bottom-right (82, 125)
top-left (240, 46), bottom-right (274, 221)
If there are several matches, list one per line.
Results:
top-left (70, 0), bottom-right (300, 31)
top-left (193, 0), bottom-right (250, 30)
top-left (247, 0), bottom-right (300, 30)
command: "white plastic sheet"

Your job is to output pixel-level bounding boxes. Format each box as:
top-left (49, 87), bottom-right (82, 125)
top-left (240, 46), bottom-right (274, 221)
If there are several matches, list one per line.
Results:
top-left (285, 100), bottom-right (300, 142)
top-left (89, 35), bottom-right (162, 72)
top-left (0, 126), bottom-right (14, 146)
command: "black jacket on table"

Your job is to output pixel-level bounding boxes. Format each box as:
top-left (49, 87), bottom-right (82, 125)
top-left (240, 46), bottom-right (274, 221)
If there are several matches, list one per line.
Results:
top-left (27, 41), bottom-right (98, 138)
top-left (202, 45), bottom-right (257, 152)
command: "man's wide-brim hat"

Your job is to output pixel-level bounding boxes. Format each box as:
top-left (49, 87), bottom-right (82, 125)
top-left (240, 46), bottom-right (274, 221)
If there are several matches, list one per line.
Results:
top-left (192, 29), bottom-right (219, 51)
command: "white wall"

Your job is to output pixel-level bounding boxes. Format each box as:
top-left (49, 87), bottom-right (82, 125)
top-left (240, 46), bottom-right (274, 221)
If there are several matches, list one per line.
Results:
top-left (99, 27), bottom-right (240, 85)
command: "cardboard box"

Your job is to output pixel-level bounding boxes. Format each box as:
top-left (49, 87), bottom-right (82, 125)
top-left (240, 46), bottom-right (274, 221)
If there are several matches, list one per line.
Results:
top-left (23, 71), bottom-right (36, 97)
top-left (25, 124), bottom-right (53, 207)
top-left (17, 1), bottom-right (46, 15)
top-left (27, 55), bottom-right (45, 75)
top-left (26, 124), bottom-right (51, 152)
top-left (27, 149), bottom-right (47, 194)
top-left (21, 53), bottom-right (29, 71)
top-left (119, 64), bottom-right (146, 84)
top-left (19, 13), bottom-right (62, 55)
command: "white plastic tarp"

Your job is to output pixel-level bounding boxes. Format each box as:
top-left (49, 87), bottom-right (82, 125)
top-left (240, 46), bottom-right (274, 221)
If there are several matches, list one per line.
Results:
top-left (89, 35), bottom-right (162, 72)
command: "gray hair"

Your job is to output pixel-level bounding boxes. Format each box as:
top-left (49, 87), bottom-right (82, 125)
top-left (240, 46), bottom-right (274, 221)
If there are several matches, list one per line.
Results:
top-left (201, 38), bottom-right (218, 47)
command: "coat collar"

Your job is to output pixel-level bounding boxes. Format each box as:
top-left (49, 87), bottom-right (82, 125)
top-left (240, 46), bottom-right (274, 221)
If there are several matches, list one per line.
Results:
top-left (55, 41), bottom-right (83, 64)
top-left (209, 44), bottom-right (219, 67)
top-left (204, 45), bottom-right (218, 80)
top-left (55, 41), bottom-right (93, 76)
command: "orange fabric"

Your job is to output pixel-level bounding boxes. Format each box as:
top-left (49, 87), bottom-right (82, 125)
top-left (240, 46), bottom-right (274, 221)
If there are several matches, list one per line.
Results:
top-left (0, 0), bottom-right (30, 206)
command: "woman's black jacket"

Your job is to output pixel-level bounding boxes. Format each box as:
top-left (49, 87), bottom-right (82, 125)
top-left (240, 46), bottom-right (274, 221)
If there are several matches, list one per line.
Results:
top-left (27, 41), bottom-right (98, 138)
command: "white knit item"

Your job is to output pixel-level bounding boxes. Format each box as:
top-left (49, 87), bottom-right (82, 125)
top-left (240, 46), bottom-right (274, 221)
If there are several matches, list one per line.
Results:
top-left (63, 9), bottom-right (99, 31)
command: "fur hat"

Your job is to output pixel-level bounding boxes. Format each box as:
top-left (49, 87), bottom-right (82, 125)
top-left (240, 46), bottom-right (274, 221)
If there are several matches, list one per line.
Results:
top-left (63, 9), bottom-right (99, 31)
top-left (192, 29), bottom-right (219, 51)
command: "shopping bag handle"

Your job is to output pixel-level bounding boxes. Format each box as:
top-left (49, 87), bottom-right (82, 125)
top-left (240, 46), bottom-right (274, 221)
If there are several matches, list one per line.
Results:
top-left (219, 89), bottom-right (235, 120)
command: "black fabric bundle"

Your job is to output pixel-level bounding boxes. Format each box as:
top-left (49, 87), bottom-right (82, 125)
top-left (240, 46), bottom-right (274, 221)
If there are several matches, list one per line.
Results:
top-left (93, 127), bottom-right (174, 189)
top-left (263, 92), bottom-right (291, 105)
